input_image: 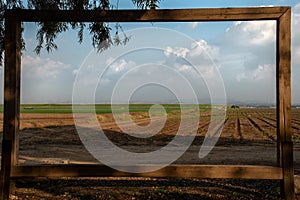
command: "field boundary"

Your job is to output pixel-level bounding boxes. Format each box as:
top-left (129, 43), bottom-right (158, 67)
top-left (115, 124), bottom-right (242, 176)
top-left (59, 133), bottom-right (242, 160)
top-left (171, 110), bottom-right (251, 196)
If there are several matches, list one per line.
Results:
top-left (0, 7), bottom-right (294, 199)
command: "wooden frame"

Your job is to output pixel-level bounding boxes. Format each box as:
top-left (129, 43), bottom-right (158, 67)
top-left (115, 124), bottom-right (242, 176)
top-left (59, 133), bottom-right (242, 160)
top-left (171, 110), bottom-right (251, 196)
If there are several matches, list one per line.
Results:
top-left (0, 7), bottom-right (294, 199)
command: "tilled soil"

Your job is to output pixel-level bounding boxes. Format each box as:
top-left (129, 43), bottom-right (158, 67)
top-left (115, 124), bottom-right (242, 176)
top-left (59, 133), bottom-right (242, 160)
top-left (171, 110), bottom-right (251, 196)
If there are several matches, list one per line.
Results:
top-left (12, 177), bottom-right (283, 200)
top-left (1, 110), bottom-right (300, 199)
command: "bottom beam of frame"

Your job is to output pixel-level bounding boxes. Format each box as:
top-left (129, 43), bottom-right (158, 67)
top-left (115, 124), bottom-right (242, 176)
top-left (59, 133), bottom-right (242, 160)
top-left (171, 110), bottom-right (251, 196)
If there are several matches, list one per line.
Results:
top-left (11, 164), bottom-right (283, 180)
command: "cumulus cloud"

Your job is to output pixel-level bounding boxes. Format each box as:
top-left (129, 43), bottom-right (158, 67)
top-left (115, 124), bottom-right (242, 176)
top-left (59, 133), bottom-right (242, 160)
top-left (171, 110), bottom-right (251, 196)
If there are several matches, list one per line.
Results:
top-left (164, 39), bottom-right (219, 61)
top-left (108, 59), bottom-right (136, 74)
top-left (20, 3), bottom-right (300, 104)
top-left (73, 58), bottom-right (137, 88)
top-left (189, 39), bottom-right (219, 58)
top-left (217, 19), bottom-right (277, 83)
top-left (164, 46), bottom-right (189, 58)
top-left (164, 39), bottom-right (220, 80)
top-left (22, 55), bottom-right (70, 78)
top-left (177, 64), bottom-right (192, 72)
top-left (225, 21), bottom-right (276, 46)
top-left (236, 64), bottom-right (275, 82)
top-left (20, 56), bottom-right (73, 103)
top-left (162, 19), bottom-right (278, 103)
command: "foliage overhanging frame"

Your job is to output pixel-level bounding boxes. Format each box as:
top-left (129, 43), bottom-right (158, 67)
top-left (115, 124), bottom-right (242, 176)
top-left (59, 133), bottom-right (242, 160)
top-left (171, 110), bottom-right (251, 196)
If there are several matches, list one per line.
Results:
top-left (0, 7), bottom-right (294, 200)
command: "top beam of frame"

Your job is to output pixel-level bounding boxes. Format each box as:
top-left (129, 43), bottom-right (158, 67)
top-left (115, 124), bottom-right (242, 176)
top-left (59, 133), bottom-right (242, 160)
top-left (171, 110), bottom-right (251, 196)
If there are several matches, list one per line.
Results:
top-left (5, 7), bottom-right (289, 22)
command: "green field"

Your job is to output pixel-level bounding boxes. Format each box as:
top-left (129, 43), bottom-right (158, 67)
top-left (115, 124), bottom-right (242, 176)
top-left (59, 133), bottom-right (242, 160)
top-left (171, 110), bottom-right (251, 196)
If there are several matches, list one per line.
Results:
top-left (0, 104), bottom-right (213, 114)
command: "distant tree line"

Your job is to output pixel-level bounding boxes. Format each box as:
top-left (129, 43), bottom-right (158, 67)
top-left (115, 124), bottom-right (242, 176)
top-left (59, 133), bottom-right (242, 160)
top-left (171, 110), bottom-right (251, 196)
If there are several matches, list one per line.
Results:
top-left (231, 105), bottom-right (240, 109)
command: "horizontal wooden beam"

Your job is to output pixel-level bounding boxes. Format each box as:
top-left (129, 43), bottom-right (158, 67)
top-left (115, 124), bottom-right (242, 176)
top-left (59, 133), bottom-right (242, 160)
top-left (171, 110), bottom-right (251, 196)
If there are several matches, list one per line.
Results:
top-left (5, 7), bottom-right (289, 22)
top-left (11, 164), bottom-right (283, 180)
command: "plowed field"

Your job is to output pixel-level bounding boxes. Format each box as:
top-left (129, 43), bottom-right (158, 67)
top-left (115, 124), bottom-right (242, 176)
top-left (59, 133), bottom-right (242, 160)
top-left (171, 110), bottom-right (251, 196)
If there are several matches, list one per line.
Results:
top-left (1, 107), bottom-right (300, 199)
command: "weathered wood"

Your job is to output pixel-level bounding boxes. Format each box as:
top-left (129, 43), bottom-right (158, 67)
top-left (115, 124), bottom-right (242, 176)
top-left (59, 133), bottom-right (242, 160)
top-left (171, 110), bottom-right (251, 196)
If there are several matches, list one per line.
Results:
top-left (0, 16), bottom-right (21, 200)
top-left (281, 142), bottom-right (295, 199)
top-left (277, 7), bottom-right (292, 144)
top-left (276, 7), bottom-right (294, 200)
top-left (11, 165), bottom-right (283, 180)
top-left (5, 7), bottom-right (289, 22)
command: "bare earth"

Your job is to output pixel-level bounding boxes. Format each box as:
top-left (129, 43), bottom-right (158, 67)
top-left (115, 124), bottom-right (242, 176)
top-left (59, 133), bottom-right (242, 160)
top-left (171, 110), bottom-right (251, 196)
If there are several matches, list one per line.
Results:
top-left (0, 109), bottom-right (300, 199)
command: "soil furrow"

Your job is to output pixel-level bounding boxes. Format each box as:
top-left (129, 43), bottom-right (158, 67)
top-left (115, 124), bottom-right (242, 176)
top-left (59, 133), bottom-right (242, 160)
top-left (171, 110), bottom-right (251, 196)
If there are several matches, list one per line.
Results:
top-left (247, 117), bottom-right (276, 141)
top-left (220, 118), bottom-right (235, 139)
top-left (264, 116), bottom-right (300, 130)
top-left (235, 117), bottom-right (243, 140)
top-left (244, 117), bottom-right (266, 140)
top-left (247, 117), bottom-right (263, 132)
top-left (258, 117), bottom-right (277, 128)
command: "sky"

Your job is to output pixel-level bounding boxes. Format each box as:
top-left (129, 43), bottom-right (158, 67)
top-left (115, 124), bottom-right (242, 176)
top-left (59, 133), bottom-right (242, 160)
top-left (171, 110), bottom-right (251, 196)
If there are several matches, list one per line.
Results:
top-left (1, 0), bottom-right (300, 105)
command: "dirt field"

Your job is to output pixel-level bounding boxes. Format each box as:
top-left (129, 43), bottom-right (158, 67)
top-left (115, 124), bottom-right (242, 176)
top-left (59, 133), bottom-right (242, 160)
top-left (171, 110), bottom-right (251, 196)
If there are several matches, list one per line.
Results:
top-left (1, 107), bottom-right (300, 199)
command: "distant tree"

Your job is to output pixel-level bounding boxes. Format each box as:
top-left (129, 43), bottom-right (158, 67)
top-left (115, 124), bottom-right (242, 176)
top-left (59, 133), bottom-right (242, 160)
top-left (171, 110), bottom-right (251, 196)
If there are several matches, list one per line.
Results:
top-left (231, 105), bottom-right (240, 109)
top-left (0, 0), bottom-right (161, 65)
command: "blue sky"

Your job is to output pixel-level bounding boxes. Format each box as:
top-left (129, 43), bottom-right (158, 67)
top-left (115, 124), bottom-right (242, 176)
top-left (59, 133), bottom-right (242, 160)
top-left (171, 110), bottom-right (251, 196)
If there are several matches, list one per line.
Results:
top-left (1, 0), bottom-right (300, 105)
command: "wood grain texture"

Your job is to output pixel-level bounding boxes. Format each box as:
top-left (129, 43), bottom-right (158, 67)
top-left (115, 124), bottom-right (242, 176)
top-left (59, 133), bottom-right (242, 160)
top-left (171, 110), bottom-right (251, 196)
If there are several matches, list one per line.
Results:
top-left (11, 165), bottom-right (283, 180)
top-left (276, 7), bottom-right (294, 200)
top-left (281, 142), bottom-right (295, 199)
top-left (277, 7), bottom-right (292, 143)
top-left (0, 16), bottom-right (21, 200)
top-left (5, 7), bottom-right (289, 22)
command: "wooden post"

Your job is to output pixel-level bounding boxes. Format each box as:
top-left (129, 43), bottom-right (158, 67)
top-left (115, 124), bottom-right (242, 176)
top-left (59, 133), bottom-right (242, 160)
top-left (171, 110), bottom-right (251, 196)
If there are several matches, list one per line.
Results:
top-left (0, 16), bottom-right (21, 200)
top-left (276, 8), bottom-right (294, 200)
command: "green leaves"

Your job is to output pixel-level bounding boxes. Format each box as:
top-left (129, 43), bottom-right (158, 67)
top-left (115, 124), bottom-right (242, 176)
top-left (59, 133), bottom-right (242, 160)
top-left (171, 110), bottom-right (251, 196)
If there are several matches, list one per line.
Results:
top-left (132, 0), bottom-right (161, 9)
top-left (35, 22), bottom-right (68, 54)
top-left (0, 0), bottom-right (162, 65)
top-left (89, 22), bottom-right (111, 52)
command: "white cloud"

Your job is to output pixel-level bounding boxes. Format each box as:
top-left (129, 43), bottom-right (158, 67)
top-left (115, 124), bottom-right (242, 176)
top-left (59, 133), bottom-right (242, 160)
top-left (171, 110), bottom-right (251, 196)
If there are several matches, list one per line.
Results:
top-left (236, 64), bottom-right (275, 82)
top-left (293, 3), bottom-right (300, 25)
top-left (177, 64), bottom-right (192, 72)
top-left (214, 3), bottom-right (300, 103)
top-left (163, 39), bottom-right (221, 81)
top-left (292, 3), bottom-right (300, 103)
top-left (259, 5), bottom-right (274, 7)
top-left (164, 46), bottom-right (189, 58)
top-left (22, 55), bottom-right (70, 78)
top-left (292, 3), bottom-right (300, 65)
top-left (108, 59), bottom-right (136, 73)
top-left (74, 58), bottom-right (138, 90)
top-left (21, 4), bottom-right (300, 104)
top-left (164, 39), bottom-right (219, 61)
top-left (233, 21), bottom-right (242, 26)
top-left (188, 22), bottom-right (200, 29)
top-left (217, 19), bottom-right (277, 85)
top-left (189, 39), bottom-right (219, 58)
top-left (226, 21), bottom-right (276, 46)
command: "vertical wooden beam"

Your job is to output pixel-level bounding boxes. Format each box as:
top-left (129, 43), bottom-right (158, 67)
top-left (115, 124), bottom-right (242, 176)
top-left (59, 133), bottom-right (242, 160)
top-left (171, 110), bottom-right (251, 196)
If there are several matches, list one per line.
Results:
top-left (281, 142), bottom-right (295, 199)
top-left (277, 8), bottom-right (294, 200)
top-left (0, 16), bottom-right (21, 200)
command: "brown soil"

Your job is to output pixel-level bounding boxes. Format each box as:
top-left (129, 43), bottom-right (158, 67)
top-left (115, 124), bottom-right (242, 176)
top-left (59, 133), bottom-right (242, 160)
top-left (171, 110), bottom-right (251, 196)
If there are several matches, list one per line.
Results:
top-left (1, 108), bottom-right (300, 199)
